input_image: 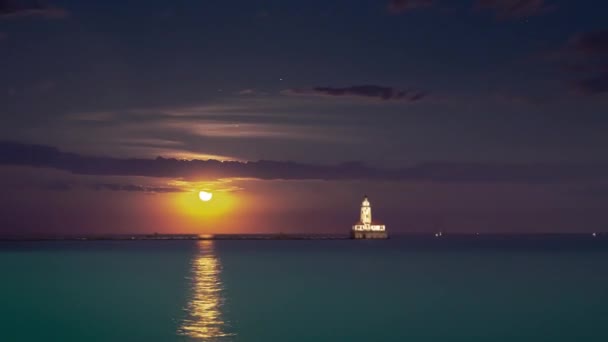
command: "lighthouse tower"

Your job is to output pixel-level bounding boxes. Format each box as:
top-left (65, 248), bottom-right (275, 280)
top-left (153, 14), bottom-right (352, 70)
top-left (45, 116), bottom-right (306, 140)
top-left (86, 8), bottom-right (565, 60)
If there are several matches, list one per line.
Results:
top-left (351, 195), bottom-right (388, 239)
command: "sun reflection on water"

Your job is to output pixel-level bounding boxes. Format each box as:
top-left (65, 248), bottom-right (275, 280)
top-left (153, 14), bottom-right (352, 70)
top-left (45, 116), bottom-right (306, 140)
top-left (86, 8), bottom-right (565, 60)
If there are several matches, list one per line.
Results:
top-left (179, 240), bottom-right (233, 340)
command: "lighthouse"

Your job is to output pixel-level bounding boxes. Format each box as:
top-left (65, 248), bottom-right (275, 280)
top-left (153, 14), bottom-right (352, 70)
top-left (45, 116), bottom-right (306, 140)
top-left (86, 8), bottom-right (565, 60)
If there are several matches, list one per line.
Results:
top-left (351, 195), bottom-right (388, 239)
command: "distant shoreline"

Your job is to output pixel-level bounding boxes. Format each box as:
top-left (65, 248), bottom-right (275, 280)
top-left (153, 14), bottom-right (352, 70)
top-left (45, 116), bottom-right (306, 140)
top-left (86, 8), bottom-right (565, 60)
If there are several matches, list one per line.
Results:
top-left (0, 234), bottom-right (350, 241)
top-left (0, 233), bottom-right (605, 241)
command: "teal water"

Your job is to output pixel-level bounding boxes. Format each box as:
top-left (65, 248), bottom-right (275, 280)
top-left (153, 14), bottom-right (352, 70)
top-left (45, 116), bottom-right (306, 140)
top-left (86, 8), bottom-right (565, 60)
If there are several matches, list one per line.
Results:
top-left (1, 237), bottom-right (608, 341)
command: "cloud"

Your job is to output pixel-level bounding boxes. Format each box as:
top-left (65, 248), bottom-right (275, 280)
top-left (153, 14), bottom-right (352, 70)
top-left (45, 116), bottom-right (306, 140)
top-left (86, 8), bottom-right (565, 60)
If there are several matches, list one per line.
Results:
top-left (387, 0), bottom-right (434, 14)
top-left (576, 72), bottom-right (608, 95)
top-left (387, 0), bottom-right (552, 18)
top-left (474, 0), bottom-right (551, 18)
top-left (36, 100), bottom-right (362, 165)
top-left (35, 177), bottom-right (184, 194)
top-left (2, 141), bottom-right (608, 184)
top-left (285, 85), bottom-right (428, 102)
top-left (67, 102), bottom-right (347, 144)
top-left (568, 30), bottom-right (608, 56)
top-left (40, 180), bottom-right (73, 191)
top-left (0, 1), bottom-right (68, 19)
top-left (569, 185), bottom-right (608, 199)
top-left (559, 30), bottom-right (608, 95)
top-left (34, 80), bottom-right (56, 92)
top-left (237, 89), bottom-right (256, 95)
top-left (91, 183), bottom-right (184, 193)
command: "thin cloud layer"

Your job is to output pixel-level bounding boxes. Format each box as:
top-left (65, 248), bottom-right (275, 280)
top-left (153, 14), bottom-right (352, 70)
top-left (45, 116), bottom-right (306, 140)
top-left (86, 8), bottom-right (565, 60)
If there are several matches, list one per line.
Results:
top-left (387, 0), bottom-right (552, 18)
top-left (577, 73), bottom-right (608, 94)
top-left (39, 180), bottom-right (183, 193)
top-left (2, 141), bottom-right (608, 183)
top-left (91, 183), bottom-right (184, 193)
top-left (562, 30), bottom-right (608, 94)
top-left (569, 30), bottom-right (608, 55)
top-left (387, 0), bottom-right (434, 14)
top-left (0, 0), bottom-right (68, 19)
top-left (285, 85), bottom-right (428, 102)
top-left (475, 0), bottom-right (550, 18)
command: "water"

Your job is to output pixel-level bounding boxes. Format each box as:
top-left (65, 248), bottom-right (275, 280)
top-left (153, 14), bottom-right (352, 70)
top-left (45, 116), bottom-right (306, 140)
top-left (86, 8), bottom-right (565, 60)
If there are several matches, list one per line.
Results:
top-left (1, 237), bottom-right (608, 341)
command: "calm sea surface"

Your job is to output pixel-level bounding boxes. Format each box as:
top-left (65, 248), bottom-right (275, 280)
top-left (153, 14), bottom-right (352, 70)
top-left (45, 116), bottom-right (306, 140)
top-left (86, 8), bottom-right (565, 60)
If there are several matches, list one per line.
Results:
top-left (1, 237), bottom-right (608, 342)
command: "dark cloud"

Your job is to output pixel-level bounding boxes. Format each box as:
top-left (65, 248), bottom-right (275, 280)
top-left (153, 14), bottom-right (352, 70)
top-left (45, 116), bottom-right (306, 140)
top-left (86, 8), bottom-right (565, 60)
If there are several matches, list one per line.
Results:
top-left (37, 178), bottom-right (183, 193)
top-left (286, 85), bottom-right (428, 102)
top-left (2, 141), bottom-right (608, 183)
top-left (561, 30), bottom-right (608, 95)
top-left (387, 0), bottom-right (434, 14)
top-left (40, 180), bottom-right (72, 191)
top-left (569, 30), bottom-right (608, 56)
top-left (237, 89), bottom-right (256, 95)
top-left (560, 62), bottom-right (607, 74)
top-left (0, 0), bottom-right (67, 19)
top-left (91, 183), bottom-right (184, 193)
top-left (576, 72), bottom-right (608, 95)
top-left (474, 0), bottom-right (551, 18)
top-left (569, 185), bottom-right (608, 199)
top-left (387, 0), bottom-right (552, 18)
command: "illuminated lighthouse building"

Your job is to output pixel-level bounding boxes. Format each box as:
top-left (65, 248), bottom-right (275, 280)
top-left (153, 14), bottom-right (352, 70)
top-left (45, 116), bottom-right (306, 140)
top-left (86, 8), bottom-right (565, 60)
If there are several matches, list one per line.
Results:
top-left (351, 195), bottom-right (388, 239)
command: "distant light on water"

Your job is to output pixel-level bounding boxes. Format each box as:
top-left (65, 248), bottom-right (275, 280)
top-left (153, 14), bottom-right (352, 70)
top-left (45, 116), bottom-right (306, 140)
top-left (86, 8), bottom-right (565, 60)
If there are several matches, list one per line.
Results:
top-left (178, 241), bottom-right (234, 339)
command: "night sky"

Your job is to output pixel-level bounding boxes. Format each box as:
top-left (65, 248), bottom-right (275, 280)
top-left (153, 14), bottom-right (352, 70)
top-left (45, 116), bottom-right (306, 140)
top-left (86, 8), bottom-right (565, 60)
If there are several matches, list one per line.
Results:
top-left (1, 0), bottom-right (608, 235)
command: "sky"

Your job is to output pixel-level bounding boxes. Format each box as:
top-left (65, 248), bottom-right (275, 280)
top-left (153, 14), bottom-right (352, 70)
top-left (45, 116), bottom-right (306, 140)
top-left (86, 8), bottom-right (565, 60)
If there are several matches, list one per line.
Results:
top-left (1, 0), bottom-right (608, 235)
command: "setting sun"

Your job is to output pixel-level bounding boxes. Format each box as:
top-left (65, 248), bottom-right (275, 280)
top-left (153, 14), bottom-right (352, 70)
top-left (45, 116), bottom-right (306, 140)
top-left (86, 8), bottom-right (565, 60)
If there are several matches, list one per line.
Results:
top-left (198, 191), bottom-right (213, 202)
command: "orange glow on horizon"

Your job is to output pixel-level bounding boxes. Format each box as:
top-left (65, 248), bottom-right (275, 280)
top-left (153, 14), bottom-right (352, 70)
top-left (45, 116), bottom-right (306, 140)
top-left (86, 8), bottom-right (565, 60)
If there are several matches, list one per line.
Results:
top-left (170, 190), bottom-right (239, 228)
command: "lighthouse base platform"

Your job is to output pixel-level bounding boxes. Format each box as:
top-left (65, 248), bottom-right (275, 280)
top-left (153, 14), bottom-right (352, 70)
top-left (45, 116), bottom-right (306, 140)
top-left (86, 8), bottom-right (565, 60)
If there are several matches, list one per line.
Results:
top-left (351, 231), bottom-right (388, 239)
